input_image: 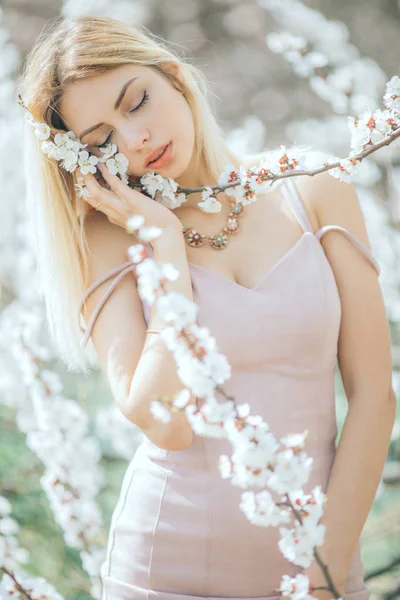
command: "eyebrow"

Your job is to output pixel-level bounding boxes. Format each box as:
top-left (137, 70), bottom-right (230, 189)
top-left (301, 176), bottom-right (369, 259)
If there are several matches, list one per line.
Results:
top-left (79, 76), bottom-right (140, 141)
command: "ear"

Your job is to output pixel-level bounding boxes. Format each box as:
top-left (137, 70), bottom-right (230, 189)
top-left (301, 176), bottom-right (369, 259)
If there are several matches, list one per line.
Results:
top-left (167, 61), bottom-right (181, 77)
top-left (166, 62), bottom-right (185, 93)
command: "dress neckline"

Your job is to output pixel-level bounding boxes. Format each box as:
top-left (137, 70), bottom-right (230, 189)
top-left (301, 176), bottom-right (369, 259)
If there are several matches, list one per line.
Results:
top-left (187, 231), bottom-right (314, 292)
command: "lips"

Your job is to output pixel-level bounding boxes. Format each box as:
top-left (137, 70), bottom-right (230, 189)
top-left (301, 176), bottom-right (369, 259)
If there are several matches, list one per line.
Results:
top-left (145, 143), bottom-right (170, 167)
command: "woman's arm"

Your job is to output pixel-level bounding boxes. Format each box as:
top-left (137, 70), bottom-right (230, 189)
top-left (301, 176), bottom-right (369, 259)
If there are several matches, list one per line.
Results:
top-left (297, 172), bottom-right (397, 597)
top-left (82, 214), bottom-right (196, 452)
top-left (125, 229), bottom-right (197, 450)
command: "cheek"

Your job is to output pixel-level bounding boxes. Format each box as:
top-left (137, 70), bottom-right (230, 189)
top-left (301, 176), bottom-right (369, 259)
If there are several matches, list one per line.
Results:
top-left (174, 97), bottom-right (195, 147)
top-left (161, 88), bottom-right (194, 134)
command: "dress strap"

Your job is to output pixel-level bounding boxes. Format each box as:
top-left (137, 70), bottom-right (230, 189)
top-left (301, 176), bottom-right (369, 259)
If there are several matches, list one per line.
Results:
top-left (315, 225), bottom-right (380, 276)
top-left (79, 261), bottom-right (136, 349)
top-left (281, 177), bottom-right (380, 276)
top-left (281, 178), bottom-right (314, 233)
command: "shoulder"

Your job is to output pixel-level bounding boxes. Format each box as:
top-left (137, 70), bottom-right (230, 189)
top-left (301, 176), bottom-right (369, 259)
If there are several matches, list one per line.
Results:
top-left (83, 212), bottom-right (140, 287)
top-left (295, 170), bottom-right (373, 251)
top-left (84, 212), bottom-right (138, 257)
top-left (84, 211), bottom-right (134, 244)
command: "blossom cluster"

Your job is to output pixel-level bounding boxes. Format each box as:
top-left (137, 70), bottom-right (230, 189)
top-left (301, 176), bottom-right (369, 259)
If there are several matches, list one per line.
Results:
top-left (323, 75), bottom-right (400, 182)
top-left (20, 72), bottom-right (400, 217)
top-left (0, 496), bottom-right (64, 599)
top-left (0, 305), bottom-right (105, 599)
top-left (123, 214), bottom-right (335, 597)
top-left (263, 0), bottom-right (390, 116)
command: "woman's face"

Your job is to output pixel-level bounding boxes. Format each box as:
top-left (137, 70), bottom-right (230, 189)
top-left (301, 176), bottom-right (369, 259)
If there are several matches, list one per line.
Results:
top-left (59, 63), bottom-right (196, 182)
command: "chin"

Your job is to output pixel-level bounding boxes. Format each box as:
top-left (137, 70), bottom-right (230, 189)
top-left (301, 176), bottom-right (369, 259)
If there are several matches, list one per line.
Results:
top-left (164, 154), bottom-right (193, 182)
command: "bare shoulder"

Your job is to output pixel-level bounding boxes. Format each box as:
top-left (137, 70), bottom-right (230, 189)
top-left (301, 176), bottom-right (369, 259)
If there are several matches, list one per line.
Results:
top-left (83, 211), bottom-right (137, 275)
top-left (297, 176), bottom-right (391, 407)
top-left (82, 211), bottom-right (143, 299)
top-left (82, 213), bottom-right (147, 407)
top-left (295, 171), bottom-right (373, 248)
top-left (82, 211), bottom-right (144, 317)
top-left (295, 169), bottom-right (380, 298)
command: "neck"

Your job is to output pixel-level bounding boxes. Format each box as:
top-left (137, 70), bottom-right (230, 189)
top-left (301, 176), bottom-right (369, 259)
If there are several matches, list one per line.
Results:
top-left (173, 149), bottom-right (216, 209)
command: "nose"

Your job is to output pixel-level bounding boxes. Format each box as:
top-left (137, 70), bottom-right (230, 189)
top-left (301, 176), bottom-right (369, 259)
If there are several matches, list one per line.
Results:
top-left (122, 127), bottom-right (151, 159)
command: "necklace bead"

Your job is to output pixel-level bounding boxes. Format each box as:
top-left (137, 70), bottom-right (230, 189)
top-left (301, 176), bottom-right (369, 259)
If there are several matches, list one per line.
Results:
top-left (182, 202), bottom-right (245, 251)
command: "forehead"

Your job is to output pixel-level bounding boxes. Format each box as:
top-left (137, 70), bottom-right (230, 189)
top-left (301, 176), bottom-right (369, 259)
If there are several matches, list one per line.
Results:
top-left (59, 64), bottom-right (151, 133)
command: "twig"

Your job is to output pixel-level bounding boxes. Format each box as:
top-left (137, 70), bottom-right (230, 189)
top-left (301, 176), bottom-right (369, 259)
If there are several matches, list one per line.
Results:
top-left (365, 556), bottom-right (400, 581)
top-left (128, 127), bottom-right (400, 197)
top-left (0, 567), bottom-right (35, 600)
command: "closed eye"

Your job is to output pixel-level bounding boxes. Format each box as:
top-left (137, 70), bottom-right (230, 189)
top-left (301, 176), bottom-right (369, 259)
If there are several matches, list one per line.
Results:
top-left (96, 90), bottom-right (150, 150)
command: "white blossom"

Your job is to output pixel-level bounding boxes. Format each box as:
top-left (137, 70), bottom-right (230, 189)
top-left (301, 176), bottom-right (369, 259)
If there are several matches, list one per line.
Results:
top-left (126, 214), bottom-right (146, 231)
top-left (138, 225), bottom-right (163, 242)
top-left (383, 75), bottom-right (400, 112)
top-left (0, 496), bottom-right (12, 516)
top-left (127, 243), bottom-right (147, 263)
top-left (280, 573), bottom-right (314, 600)
top-left (268, 448), bottom-right (313, 495)
top-left (140, 171), bottom-right (165, 197)
top-left (135, 258), bottom-right (163, 304)
top-left (177, 355), bottom-right (219, 399)
top-left (279, 521), bottom-right (326, 568)
top-left (61, 149), bottom-right (80, 172)
top-left (78, 150), bottom-right (99, 175)
top-left (281, 431), bottom-right (308, 450)
top-left (173, 388), bottom-right (192, 409)
top-left (0, 516), bottom-right (19, 536)
top-left (150, 400), bottom-right (172, 423)
top-left (34, 122), bottom-right (51, 140)
top-left (328, 157), bottom-right (361, 182)
top-left (98, 142), bottom-right (118, 161)
top-left (240, 490), bottom-right (291, 527)
top-left (157, 292), bottom-right (198, 330)
top-left (198, 186), bottom-right (222, 213)
top-left (287, 486), bottom-right (326, 527)
top-left (105, 152), bottom-right (129, 176)
top-left (140, 172), bottom-right (187, 210)
top-left (160, 262), bottom-right (180, 282)
top-left (0, 572), bottom-right (64, 599)
top-left (185, 402), bottom-right (229, 438)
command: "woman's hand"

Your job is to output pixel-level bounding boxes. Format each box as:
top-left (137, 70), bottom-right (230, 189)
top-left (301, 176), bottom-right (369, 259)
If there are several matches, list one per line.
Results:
top-left (78, 163), bottom-right (183, 237)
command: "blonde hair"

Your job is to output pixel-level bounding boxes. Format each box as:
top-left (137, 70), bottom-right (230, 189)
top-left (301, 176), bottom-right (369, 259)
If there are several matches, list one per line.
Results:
top-left (19, 15), bottom-right (275, 373)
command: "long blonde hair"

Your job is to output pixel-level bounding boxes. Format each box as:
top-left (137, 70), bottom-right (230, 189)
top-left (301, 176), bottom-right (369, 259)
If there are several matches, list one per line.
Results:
top-left (19, 15), bottom-right (275, 373)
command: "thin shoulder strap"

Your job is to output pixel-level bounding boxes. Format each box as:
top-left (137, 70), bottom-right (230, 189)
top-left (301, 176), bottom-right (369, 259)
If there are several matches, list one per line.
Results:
top-left (315, 225), bottom-right (380, 276)
top-left (79, 261), bottom-right (136, 349)
top-left (281, 178), bottom-right (380, 276)
top-left (281, 178), bottom-right (313, 233)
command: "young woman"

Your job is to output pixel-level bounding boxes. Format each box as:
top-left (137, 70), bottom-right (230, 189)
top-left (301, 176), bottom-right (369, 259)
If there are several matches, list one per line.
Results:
top-left (20, 14), bottom-right (395, 600)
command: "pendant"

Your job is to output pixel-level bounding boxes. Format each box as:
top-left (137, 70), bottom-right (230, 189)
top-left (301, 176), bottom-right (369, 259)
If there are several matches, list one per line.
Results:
top-left (224, 217), bottom-right (240, 234)
top-left (209, 233), bottom-right (228, 250)
top-left (231, 203), bottom-right (243, 216)
top-left (183, 226), bottom-right (208, 247)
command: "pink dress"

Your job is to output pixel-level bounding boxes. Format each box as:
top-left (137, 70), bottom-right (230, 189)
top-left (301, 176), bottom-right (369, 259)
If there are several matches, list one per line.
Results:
top-left (80, 178), bottom-right (380, 600)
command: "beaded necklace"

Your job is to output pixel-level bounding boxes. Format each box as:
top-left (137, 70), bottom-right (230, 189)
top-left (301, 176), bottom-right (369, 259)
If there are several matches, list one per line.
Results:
top-left (181, 201), bottom-right (245, 250)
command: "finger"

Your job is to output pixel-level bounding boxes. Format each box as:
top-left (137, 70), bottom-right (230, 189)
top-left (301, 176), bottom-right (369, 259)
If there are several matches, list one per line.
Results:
top-left (80, 171), bottom-right (133, 225)
top-left (81, 171), bottom-right (119, 211)
top-left (80, 171), bottom-right (104, 199)
top-left (93, 169), bottom-right (109, 189)
top-left (98, 163), bottom-right (134, 203)
top-left (78, 173), bottom-right (110, 217)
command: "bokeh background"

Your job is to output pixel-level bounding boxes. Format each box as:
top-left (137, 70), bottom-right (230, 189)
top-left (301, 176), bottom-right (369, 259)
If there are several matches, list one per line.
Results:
top-left (0, 0), bottom-right (399, 598)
